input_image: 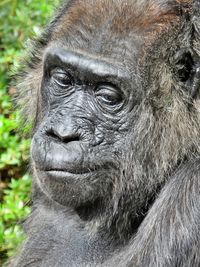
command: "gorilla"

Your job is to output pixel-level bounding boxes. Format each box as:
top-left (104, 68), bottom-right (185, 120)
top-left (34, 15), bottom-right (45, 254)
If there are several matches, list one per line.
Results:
top-left (11, 0), bottom-right (200, 266)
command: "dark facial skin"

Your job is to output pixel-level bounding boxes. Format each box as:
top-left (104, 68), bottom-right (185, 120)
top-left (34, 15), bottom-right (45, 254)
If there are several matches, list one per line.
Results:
top-left (31, 47), bottom-right (132, 207)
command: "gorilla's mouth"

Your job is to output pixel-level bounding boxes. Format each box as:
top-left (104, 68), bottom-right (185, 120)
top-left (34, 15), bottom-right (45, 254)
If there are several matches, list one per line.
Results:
top-left (36, 165), bottom-right (99, 177)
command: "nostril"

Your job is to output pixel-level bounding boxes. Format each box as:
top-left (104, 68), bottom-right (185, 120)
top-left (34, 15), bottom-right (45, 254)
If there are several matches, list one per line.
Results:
top-left (62, 134), bottom-right (80, 143)
top-left (46, 127), bottom-right (80, 143)
top-left (46, 129), bottom-right (58, 140)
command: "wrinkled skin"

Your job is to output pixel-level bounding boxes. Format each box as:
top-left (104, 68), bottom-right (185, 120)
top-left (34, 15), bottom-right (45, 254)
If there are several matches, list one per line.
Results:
top-left (9, 0), bottom-right (200, 266)
top-left (32, 48), bottom-right (131, 208)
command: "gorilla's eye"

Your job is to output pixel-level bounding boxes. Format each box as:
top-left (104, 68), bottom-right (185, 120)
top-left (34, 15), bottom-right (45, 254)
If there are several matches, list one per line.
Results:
top-left (51, 69), bottom-right (73, 87)
top-left (95, 84), bottom-right (123, 106)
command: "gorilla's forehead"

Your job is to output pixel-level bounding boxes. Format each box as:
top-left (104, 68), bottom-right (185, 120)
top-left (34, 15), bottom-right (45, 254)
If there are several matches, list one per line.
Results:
top-left (50, 0), bottom-right (187, 57)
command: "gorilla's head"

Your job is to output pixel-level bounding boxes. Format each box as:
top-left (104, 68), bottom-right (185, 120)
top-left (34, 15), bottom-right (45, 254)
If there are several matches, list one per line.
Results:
top-left (19, 0), bottom-right (200, 235)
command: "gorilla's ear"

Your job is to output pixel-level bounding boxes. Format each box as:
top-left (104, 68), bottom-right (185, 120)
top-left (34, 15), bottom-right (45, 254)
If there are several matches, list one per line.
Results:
top-left (174, 0), bottom-right (200, 98)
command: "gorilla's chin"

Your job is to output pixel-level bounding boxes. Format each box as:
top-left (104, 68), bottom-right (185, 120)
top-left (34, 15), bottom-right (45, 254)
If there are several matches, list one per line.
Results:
top-left (34, 167), bottom-right (111, 207)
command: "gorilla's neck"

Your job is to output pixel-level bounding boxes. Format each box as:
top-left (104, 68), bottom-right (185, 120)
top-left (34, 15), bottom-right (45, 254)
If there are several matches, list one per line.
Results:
top-left (73, 188), bottom-right (156, 242)
top-left (74, 198), bottom-right (140, 242)
top-left (21, 179), bottom-right (162, 266)
top-left (25, 190), bottom-right (123, 265)
top-left (35, 177), bottom-right (159, 243)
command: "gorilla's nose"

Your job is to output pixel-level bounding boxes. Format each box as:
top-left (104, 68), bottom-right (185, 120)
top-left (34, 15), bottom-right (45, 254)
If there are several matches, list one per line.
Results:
top-left (32, 118), bottom-right (85, 171)
top-left (46, 120), bottom-right (80, 144)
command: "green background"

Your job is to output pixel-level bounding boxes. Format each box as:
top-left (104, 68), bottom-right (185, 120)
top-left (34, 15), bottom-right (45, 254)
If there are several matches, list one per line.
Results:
top-left (0, 0), bottom-right (59, 264)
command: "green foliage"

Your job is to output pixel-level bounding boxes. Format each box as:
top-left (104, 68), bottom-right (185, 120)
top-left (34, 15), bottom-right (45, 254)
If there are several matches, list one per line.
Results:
top-left (0, 112), bottom-right (30, 170)
top-left (0, 175), bottom-right (31, 258)
top-left (0, 0), bottom-right (59, 264)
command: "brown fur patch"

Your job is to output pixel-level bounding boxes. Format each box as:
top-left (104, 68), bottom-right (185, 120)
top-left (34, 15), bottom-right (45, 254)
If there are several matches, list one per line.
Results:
top-left (51, 0), bottom-right (191, 40)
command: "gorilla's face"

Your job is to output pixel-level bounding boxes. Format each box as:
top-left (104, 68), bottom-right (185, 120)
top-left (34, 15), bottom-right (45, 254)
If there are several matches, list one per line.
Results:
top-left (31, 47), bottom-right (137, 207)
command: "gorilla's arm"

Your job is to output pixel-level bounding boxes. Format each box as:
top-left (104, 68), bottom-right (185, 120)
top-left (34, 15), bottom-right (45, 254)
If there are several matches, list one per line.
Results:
top-left (112, 159), bottom-right (200, 267)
